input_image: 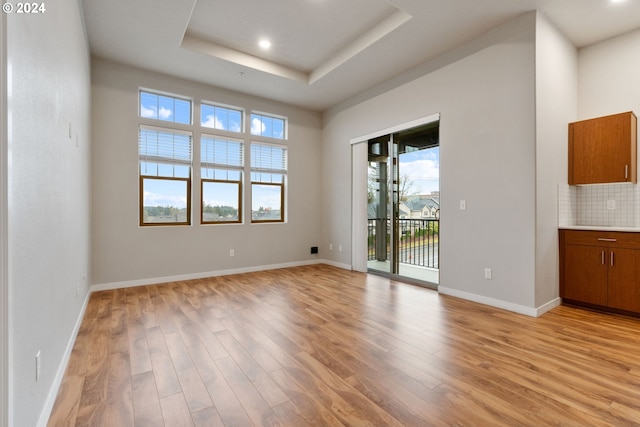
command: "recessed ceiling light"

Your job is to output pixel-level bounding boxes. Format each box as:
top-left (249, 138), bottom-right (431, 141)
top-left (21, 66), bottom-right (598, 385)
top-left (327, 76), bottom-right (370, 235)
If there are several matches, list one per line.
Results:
top-left (258, 39), bottom-right (271, 49)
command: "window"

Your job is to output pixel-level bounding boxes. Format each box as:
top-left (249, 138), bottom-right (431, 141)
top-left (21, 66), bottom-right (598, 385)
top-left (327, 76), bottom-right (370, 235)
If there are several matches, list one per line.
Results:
top-left (250, 113), bottom-right (286, 139)
top-left (201, 103), bottom-right (243, 133)
top-left (139, 125), bottom-right (192, 225)
top-left (137, 89), bottom-right (291, 226)
top-left (251, 143), bottom-right (287, 222)
top-left (140, 90), bottom-right (191, 125)
top-left (201, 135), bottom-right (244, 224)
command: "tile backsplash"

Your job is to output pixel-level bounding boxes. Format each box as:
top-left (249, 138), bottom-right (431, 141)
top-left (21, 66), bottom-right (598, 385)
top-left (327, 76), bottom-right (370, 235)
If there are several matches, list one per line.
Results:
top-left (558, 183), bottom-right (640, 227)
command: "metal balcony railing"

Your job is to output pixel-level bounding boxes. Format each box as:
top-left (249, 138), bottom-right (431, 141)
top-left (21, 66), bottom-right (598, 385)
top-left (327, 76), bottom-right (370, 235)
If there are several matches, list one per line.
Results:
top-left (367, 218), bottom-right (439, 269)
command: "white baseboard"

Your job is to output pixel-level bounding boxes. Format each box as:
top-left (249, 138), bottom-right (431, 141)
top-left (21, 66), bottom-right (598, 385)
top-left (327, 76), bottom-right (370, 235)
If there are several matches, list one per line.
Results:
top-left (438, 286), bottom-right (561, 318)
top-left (319, 259), bottom-right (353, 271)
top-left (534, 297), bottom-right (562, 317)
top-left (36, 291), bottom-right (91, 427)
top-left (91, 259), bottom-right (352, 292)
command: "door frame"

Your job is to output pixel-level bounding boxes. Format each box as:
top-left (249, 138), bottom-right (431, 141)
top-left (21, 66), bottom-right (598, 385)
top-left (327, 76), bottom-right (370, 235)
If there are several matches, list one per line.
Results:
top-left (350, 113), bottom-right (440, 273)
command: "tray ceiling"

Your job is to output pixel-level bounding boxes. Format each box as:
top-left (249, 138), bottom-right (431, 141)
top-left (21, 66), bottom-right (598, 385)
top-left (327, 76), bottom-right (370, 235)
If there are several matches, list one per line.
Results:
top-left (82, 0), bottom-right (640, 111)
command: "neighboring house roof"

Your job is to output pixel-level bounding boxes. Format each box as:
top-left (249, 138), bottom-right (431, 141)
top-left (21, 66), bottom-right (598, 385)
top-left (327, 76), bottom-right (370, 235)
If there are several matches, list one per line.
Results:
top-left (369, 195), bottom-right (440, 219)
top-left (403, 196), bottom-right (440, 212)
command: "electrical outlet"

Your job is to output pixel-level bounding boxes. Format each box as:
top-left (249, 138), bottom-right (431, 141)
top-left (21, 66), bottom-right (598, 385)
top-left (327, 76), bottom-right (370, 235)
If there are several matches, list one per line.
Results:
top-left (460, 200), bottom-right (467, 210)
top-left (607, 199), bottom-right (616, 210)
top-left (329, 243), bottom-right (333, 251)
top-left (35, 351), bottom-right (41, 381)
top-left (229, 249), bottom-right (235, 257)
top-left (484, 268), bottom-right (492, 280)
top-left (338, 245), bottom-right (343, 252)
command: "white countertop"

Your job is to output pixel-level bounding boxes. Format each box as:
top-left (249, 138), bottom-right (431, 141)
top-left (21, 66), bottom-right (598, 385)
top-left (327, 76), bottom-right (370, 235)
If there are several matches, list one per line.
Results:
top-left (559, 225), bottom-right (640, 232)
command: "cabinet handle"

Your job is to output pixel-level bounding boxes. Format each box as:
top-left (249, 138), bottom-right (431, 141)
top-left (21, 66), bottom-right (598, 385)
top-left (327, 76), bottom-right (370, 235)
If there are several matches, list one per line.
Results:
top-left (625, 165), bottom-right (629, 179)
top-left (602, 250), bottom-right (605, 265)
top-left (611, 251), bottom-right (615, 267)
top-left (597, 238), bottom-right (617, 242)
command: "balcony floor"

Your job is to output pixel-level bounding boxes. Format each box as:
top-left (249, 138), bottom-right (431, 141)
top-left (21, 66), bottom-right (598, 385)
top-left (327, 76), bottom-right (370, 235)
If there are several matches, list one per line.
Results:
top-left (367, 260), bottom-right (439, 286)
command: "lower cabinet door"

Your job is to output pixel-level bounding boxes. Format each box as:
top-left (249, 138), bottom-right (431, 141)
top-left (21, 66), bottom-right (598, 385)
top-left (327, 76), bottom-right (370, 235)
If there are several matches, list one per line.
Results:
top-left (608, 248), bottom-right (640, 312)
top-left (564, 244), bottom-right (608, 305)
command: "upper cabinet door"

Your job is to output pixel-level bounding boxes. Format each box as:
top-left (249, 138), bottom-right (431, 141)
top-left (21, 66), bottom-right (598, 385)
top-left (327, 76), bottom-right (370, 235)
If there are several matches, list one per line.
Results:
top-left (568, 111), bottom-right (637, 185)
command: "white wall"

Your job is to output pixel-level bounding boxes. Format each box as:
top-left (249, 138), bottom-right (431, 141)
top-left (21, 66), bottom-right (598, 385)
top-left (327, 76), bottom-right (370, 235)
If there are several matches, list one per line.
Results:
top-left (323, 12), bottom-right (557, 314)
top-left (1, 10), bottom-right (8, 427)
top-left (578, 28), bottom-right (640, 120)
top-left (534, 13), bottom-right (578, 307)
top-left (6, 0), bottom-right (92, 425)
top-left (91, 59), bottom-right (323, 287)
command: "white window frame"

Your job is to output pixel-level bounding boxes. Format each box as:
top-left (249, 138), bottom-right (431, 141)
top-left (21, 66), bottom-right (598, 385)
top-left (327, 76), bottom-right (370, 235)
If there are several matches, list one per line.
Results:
top-left (250, 141), bottom-right (287, 223)
top-left (250, 111), bottom-right (287, 140)
top-left (201, 134), bottom-right (244, 224)
top-left (138, 125), bottom-right (193, 226)
top-left (200, 102), bottom-right (244, 133)
top-left (139, 89), bottom-right (193, 125)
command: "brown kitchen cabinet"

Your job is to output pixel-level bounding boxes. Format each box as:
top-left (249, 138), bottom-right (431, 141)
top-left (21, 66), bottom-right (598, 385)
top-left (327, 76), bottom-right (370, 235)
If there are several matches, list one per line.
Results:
top-left (568, 111), bottom-right (637, 185)
top-left (560, 229), bottom-right (640, 314)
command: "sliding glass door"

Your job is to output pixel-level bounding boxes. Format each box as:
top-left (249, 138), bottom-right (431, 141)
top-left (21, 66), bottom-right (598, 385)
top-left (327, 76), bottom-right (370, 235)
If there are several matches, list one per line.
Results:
top-left (367, 121), bottom-right (439, 286)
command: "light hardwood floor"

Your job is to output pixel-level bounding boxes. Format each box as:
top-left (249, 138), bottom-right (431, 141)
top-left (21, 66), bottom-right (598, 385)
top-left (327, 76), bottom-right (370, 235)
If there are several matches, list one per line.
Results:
top-left (48, 264), bottom-right (640, 426)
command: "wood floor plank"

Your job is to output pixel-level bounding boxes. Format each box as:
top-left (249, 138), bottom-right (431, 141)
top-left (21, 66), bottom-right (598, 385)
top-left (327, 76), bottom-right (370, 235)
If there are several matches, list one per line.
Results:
top-left (187, 344), bottom-right (254, 426)
top-left (215, 355), bottom-right (282, 427)
top-left (75, 402), bottom-right (106, 427)
top-left (126, 288), bottom-right (153, 376)
top-left (215, 329), bottom-right (275, 382)
top-left (145, 326), bottom-right (182, 399)
top-left (148, 284), bottom-right (178, 335)
top-left (132, 371), bottom-right (164, 427)
top-left (250, 369), bottom-right (289, 408)
top-left (47, 264), bottom-right (640, 427)
top-left (269, 368), bottom-right (346, 426)
top-left (77, 313), bottom-right (112, 409)
top-left (159, 392), bottom-right (194, 427)
top-left (271, 400), bottom-right (313, 427)
top-left (46, 375), bottom-right (84, 427)
top-left (220, 314), bottom-right (281, 372)
top-left (191, 406), bottom-right (225, 427)
top-left (163, 332), bottom-right (213, 413)
top-left (294, 350), bottom-right (405, 427)
top-left (103, 350), bottom-right (134, 427)
top-left (137, 286), bottom-right (159, 330)
top-left (182, 308), bottom-right (230, 360)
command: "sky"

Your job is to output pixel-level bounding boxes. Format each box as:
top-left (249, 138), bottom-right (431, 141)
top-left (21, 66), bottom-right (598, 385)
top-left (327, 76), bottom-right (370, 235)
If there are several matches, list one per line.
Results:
top-left (399, 146), bottom-right (440, 195)
top-left (143, 179), bottom-right (188, 209)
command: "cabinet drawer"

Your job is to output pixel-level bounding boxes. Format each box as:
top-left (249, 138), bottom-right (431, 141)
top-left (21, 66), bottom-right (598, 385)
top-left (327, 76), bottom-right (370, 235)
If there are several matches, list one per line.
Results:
top-left (561, 230), bottom-right (640, 249)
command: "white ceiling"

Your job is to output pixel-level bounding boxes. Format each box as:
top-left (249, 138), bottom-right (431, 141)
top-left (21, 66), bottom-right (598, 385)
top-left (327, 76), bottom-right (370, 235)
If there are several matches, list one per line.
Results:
top-left (81, 0), bottom-right (640, 111)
